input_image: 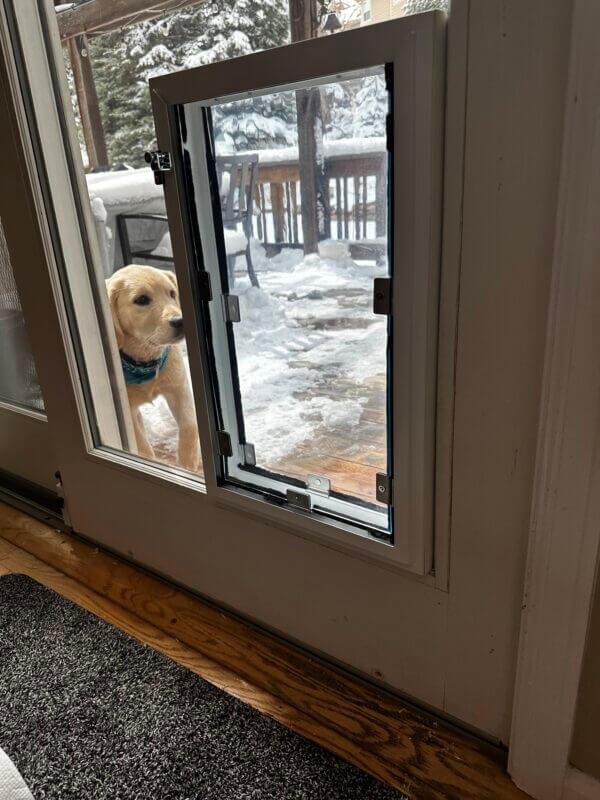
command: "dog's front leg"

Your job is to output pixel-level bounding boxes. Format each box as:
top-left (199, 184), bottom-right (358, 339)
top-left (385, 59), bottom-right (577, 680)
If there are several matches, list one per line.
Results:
top-left (163, 383), bottom-right (200, 472)
top-left (132, 406), bottom-right (155, 461)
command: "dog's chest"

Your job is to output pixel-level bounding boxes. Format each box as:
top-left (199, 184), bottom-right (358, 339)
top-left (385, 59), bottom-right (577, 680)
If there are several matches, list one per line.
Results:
top-left (128, 375), bottom-right (165, 404)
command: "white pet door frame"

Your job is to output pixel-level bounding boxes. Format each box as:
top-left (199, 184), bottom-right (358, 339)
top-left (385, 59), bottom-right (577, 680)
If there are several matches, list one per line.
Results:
top-left (149, 14), bottom-right (445, 574)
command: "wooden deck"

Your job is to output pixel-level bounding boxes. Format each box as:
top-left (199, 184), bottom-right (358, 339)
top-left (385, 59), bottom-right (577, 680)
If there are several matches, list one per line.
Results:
top-left (153, 375), bottom-right (386, 505)
top-left (268, 373), bottom-right (387, 505)
top-left (152, 283), bottom-right (388, 504)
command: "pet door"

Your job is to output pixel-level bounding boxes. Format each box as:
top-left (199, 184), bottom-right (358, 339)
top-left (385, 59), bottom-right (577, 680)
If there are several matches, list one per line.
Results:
top-left (149, 16), bottom-right (443, 570)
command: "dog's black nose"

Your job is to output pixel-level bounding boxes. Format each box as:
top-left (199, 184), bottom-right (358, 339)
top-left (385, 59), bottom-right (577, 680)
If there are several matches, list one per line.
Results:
top-left (169, 317), bottom-right (183, 330)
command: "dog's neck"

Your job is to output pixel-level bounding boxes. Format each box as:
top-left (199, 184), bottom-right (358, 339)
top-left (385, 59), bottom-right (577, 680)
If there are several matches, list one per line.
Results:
top-left (119, 335), bottom-right (166, 364)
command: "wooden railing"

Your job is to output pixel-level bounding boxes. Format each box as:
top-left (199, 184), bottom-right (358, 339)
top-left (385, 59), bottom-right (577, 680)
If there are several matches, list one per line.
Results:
top-left (253, 146), bottom-right (387, 255)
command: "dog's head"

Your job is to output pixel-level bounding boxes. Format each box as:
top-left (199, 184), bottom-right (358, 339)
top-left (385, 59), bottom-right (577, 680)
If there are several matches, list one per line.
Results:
top-left (105, 265), bottom-right (184, 352)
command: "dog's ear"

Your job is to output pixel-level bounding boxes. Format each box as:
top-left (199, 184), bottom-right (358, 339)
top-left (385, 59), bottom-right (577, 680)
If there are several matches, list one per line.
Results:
top-left (105, 276), bottom-right (125, 349)
top-left (165, 270), bottom-right (178, 289)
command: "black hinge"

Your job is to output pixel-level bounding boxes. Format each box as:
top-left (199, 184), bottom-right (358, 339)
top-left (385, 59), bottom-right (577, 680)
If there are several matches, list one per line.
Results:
top-left (385, 62), bottom-right (393, 93)
top-left (375, 473), bottom-right (392, 505)
top-left (373, 277), bottom-right (392, 315)
top-left (217, 430), bottom-right (233, 457)
top-left (386, 113), bottom-right (393, 153)
top-left (54, 470), bottom-right (71, 526)
top-left (144, 150), bottom-right (172, 185)
top-left (197, 270), bottom-right (212, 302)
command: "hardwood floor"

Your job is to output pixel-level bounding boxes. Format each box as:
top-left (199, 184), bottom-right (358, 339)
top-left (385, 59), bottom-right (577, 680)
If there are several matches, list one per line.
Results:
top-left (0, 501), bottom-right (528, 800)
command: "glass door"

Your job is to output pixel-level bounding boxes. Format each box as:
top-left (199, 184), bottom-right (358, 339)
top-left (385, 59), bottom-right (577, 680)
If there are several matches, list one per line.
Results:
top-left (8, 0), bottom-right (526, 742)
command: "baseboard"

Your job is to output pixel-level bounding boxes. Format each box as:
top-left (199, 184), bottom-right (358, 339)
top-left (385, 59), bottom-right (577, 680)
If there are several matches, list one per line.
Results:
top-left (563, 768), bottom-right (600, 800)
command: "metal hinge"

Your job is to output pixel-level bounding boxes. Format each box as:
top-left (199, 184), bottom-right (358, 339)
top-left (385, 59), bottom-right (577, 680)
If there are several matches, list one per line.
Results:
top-left (375, 473), bottom-right (392, 505)
top-left (239, 443), bottom-right (256, 466)
top-left (144, 150), bottom-right (172, 185)
top-left (54, 470), bottom-right (71, 526)
top-left (217, 430), bottom-right (233, 457)
top-left (373, 277), bottom-right (392, 315)
top-left (287, 489), bottom-right (312, 511)
top-left (307, 474), bottom-right (331, 496)
top-left (222, 294), bottom-right (241, 323)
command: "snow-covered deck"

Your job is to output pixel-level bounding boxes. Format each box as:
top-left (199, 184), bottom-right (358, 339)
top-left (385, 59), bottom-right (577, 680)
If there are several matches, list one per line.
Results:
top-left (143, 241), bottom-right (388, 505)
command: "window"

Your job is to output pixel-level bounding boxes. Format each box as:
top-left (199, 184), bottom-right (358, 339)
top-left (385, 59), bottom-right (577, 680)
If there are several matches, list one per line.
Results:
top-left (363, 0), bottom-right (372, 21)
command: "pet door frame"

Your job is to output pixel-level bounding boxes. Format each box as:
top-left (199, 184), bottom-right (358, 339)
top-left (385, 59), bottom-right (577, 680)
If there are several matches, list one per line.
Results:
top-left (149, 13), bottom-right (445, 573)
top-left (178, 84), bottom-right (392, 538)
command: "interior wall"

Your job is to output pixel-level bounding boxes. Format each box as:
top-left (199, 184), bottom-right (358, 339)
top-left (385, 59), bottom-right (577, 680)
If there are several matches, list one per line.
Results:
top-left (570, 565), bottom-right (600, 780)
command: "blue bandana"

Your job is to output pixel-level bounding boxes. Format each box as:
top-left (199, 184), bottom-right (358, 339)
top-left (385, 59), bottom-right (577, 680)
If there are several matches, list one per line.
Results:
top-left (120, 347), bottom-right (170, 385)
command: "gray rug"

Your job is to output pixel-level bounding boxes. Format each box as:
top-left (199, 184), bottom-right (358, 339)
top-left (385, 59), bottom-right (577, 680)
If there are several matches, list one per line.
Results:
top-left (0, 574), bottom-right (407, 799)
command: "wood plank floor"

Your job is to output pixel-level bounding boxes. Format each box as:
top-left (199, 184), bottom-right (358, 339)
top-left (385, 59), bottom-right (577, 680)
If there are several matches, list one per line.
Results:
top-left (0, 501), bottom-right (529, 800)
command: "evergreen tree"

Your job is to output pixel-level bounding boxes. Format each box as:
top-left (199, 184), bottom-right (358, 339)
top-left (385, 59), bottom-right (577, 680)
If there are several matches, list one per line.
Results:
top-left (86, 0), bottom-right (292, 167)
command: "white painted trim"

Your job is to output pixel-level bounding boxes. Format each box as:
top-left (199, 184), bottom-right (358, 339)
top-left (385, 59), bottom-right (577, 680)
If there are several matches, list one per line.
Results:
top-left (563, 769), bottom-right (600, 800)
top-left (509, 2), bottom-right (600, 798)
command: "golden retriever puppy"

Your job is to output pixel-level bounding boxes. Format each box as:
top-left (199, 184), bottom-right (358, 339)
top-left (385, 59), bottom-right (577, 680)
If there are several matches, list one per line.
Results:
top-left (105, 265), bottom-right (200, 472)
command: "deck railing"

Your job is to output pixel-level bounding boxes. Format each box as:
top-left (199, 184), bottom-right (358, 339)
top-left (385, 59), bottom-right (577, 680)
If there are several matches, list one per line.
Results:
top-left (251, 138), bottom-right (387, 257)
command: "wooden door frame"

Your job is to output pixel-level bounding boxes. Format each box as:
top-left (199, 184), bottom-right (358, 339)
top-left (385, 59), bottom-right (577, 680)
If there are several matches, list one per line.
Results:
top-left (508, 2), bottom-right (600, 798)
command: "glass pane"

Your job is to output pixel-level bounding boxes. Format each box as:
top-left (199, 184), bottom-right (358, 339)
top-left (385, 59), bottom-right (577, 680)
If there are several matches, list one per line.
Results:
top-left (0, 217), bottom-right (44, 411)
top-left (54, 0), bottom-right (292, 479)
top-left (182, 67), bottom-right (391, 532)
top-left (85, 176), bottom-right (203, 473)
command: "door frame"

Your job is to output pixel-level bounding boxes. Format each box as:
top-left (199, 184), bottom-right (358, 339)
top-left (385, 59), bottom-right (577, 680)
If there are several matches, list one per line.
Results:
top-left (508, 1), bottom-right (600, 797)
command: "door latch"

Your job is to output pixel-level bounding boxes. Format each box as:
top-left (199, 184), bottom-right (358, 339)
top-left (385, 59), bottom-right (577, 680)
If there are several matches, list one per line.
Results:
top-left (287, 489), bottom-right (312, 511)
top-left (222, 294), bottom-right (241, 323)
top-left (375, 473), bottom-right (392, 505)
top-left (373, 277), bottom-right (392, 315)
top-left (144, 150), bottom-right (172, 185)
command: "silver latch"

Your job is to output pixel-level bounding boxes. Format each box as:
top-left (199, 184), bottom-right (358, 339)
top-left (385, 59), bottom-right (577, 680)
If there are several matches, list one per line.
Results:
top-left (222, 294), bottom-right (241, 323)
top-left (307, 474), bottom-right (331, 496)
top-left (287, 489), bottom-right (312, 511)
top-left (375, 473), bottom-right (392, 505)
top-left (239, 443), bottom-right (256, 466)
top-left (373, 277), bottom-right (392, 315)
top-left (144, 150), bottom-right (172, 185)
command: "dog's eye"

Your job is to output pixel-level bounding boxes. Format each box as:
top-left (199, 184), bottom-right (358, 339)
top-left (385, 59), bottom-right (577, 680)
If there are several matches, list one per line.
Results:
top-left (134, 295), bottom-right (151, 306)
top-left (170, 290), bottom-right (176, 300)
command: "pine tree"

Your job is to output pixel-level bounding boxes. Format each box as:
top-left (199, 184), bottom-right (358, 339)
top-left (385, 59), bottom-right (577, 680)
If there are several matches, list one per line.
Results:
top-left (85, 0), bottom-right (292, 167)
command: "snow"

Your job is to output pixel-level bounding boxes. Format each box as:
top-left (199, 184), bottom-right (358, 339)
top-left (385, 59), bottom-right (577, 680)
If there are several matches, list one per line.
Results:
top-left (224, 230), bottom-right (248, 254)
top-left (141, 242), bottom-right (388, 467)
top-left (89, 195), bottom-right (107, 224)
top-left (233, 136), bottom-right (385, 165)
top-left (86, 168), bottom-right (163, 211)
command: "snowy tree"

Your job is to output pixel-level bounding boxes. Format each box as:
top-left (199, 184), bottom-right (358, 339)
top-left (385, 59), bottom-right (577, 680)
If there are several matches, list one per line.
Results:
top-left (85, 0), bottom-right (291, 167)
top-left (321, 73), bottom-right (388, 141)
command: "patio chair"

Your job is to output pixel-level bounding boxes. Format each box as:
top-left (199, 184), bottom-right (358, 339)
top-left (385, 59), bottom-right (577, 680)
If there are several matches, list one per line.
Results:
top-left (216, 154), bottom-right (260, 288)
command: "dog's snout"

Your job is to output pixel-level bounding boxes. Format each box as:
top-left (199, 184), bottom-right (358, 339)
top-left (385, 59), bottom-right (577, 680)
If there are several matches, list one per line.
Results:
top-left (169, 316), bottom-right (183, 330)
